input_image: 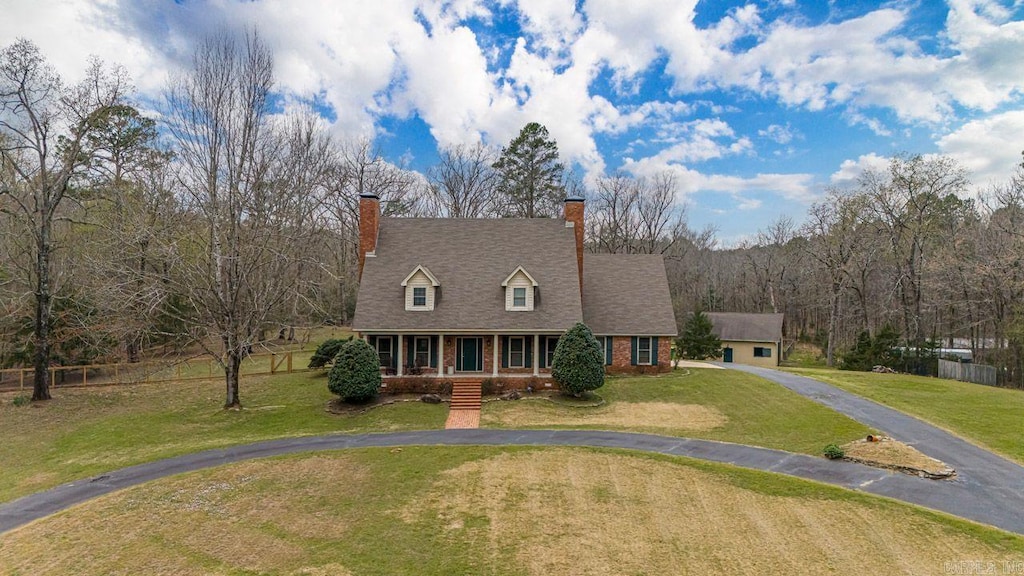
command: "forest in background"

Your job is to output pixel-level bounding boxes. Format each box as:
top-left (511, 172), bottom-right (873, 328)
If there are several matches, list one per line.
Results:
top-left (3, 34), bottom-right (1023, 406)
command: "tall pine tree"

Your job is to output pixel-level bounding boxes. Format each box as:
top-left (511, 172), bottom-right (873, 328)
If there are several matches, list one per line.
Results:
top-left (492, 122), bottom-right (566, 218)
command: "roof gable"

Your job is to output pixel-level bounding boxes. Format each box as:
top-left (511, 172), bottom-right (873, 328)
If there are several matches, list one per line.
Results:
top-left (401, 265), bottom-right (440, 287)
top-left (501, 266), bottom-right (538, 287)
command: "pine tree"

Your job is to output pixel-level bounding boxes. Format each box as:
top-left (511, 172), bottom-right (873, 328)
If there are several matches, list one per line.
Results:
top-left (678, 310), bottom-right (722, 360)
top-left (492, 122), bottom-right (566, 218)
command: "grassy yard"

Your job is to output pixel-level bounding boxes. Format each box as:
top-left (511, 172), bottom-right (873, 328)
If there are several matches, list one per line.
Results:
top-left (2, 446), bottom-right (1022, 575)
top-left (482, 369), bottom-right (872, 455)
top-left (787, 368), bottom-right (1024, 464)
top-left (0, 371), bottom-right (448, 503)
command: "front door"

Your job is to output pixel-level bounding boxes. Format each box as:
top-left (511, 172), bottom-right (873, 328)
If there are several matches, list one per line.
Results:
top-left (456, 337), bottom-right (483, 372)
top-left (723, 347), bottom-right (733, 363)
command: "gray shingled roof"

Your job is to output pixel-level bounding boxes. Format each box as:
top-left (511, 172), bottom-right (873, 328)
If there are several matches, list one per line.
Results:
top-left (353, 218), bottom-right (584, 332)
top-left (582, 254), bottom-right (677, 336)
top-left (706, 312), bottom-right (784, 342)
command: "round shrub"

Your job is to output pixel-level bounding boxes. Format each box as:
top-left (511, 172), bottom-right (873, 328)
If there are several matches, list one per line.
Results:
top-left (327, 338), bottom-right (382, 402)
top-left (551, 322), bottom-right (605, 397)
top-left (823, 443), bottom-right (845, 460)
top-left (308, 336), bottom-right (351, 369)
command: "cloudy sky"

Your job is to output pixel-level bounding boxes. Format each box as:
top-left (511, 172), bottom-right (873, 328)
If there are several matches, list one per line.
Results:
top-left (2, 0), bottom-right (1023, 243)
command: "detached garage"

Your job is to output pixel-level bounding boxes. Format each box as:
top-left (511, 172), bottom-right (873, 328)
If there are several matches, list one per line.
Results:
top-left (707, 313), bottom-right (784, 368)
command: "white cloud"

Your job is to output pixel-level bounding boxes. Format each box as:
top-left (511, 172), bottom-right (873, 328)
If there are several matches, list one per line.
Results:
top-left (758, 123), bottom-right (797, 144)
top-left (830, 153), bottom-right (890, 185)
top-left (937, 110), bottom-right (1024, 187)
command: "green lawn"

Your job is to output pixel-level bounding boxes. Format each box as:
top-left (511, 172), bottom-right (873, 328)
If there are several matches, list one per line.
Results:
top-left (787, 368), bottom-right (1024, 464)
top-left (0, 371), bottom-right (447, 503)
top-left (2, 447), bottom-right (1022, 576)
top-left (483, 369), bottom-right (873, 455)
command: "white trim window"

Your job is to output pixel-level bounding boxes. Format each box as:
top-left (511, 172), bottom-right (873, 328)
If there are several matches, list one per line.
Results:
top-left (512, 287), bottom-right (527, 308)
top-left (412, 286), bottom-right (427, 307)
top-left (637, 337), bottom-right (652, 365)
top-left (509, 336), bottom-right (525, 368)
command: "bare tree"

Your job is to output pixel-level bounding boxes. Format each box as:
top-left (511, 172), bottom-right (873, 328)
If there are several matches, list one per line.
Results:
top-left (861, 153), bottom-right (969, 348)
top-left (426, 142), bottom-right (498, 217)
top-left (801, 190), bottom-right (866, 366)
top-left (163, 31), bottom-right (328, 408)
top-left (0, 39), bottom-right (129, 400)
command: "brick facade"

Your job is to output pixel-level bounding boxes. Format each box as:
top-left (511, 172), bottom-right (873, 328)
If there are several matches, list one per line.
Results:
top-left (605, 335), bottom-right (672, 374)
top-left (358, 193), bottom-right (379, 280)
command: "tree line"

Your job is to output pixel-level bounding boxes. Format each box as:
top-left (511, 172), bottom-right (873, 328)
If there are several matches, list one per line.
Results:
top-left (3, 33), bottom-right (1023, 409)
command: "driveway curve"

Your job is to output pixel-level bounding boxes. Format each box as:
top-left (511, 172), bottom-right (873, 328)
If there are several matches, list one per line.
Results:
top-left (2, 427), bottom-right (1023, 536)
top-left (723, 364), bottom-right (1024, 533)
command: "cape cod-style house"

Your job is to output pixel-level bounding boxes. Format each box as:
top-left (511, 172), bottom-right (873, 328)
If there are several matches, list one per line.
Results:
top-left (352, 193), bottom-right (677, 381)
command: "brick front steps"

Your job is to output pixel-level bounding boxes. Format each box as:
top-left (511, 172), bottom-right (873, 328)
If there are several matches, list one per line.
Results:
top-left (445, 380), bottom-right (482, 429)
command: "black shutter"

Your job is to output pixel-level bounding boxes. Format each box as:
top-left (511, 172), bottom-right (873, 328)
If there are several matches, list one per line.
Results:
top-left (630, 336), bottom-right (638, 366)
top-left (605, 336), bottom-right (613, 366)
top-left (525, 336), bottom-right (533, 368)
top-left (501, 336), bottom-right (509, 368)
top-left (651, 337), bottom-right (659, 365)
top-left (430, 336), bottom-right (438, 368)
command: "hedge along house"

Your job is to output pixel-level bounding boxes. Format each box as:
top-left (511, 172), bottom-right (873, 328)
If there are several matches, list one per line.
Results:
top-left (706, 312), bottom-right (785, 368)
top-left (351, 193), bottom-right (676, 384)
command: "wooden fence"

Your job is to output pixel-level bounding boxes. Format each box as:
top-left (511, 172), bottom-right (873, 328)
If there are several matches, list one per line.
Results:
top-left (938, 358), bottom-right (998, 387)
top-left (0, 351), bottom-right (300, 391)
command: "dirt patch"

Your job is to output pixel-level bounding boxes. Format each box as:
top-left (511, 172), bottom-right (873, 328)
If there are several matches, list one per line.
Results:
top-left (482, 401), bottom-right (727, 431)
top-left (399, 449), bottom-right (1014, 575)
top-left (843, 437), bottom-right (956, 479)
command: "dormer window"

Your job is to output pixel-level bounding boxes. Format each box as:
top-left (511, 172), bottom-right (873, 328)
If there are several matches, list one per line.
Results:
top-left (512, 287), bottom-right (527, 308)
top-left (401, 265), bottom-right (440, 311)
top-left (502, 266), bottom-right (537, 312)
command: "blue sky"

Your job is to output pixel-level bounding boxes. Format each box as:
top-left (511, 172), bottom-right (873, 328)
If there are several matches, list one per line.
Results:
top-left (2, 0), bottom-right (1023, 244)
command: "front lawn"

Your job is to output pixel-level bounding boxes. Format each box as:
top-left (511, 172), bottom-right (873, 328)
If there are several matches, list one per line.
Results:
top-left (786, 368), bottom-right (1024, 464)
top-left (2, 447), bottom-right (1021, 575)
top-left (0, 371), bottom-right (447, 503)
top-left (482, 369), bottom-right (873, 455)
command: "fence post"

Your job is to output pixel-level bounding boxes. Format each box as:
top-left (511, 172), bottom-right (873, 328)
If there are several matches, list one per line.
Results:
top-left (20, 369), bottom-right (24, 390)
top-left (271, 353), bottom-right (276, 375)
top-left (83, 366), bottom-right (87, 387)
top-left (287, 351), bottom-right (292, 373)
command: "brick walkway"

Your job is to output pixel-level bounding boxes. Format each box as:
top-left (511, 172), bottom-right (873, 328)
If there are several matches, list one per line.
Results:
top-left (444, 409), bottom-right (480, 429)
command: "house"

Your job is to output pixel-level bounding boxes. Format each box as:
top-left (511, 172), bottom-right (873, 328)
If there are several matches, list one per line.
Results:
top-left (351, 193), bottom-right (676, 382)
top-left (706, 312), bottom-right (784, 367)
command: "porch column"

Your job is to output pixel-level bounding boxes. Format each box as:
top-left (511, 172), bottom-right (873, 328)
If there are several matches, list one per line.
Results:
top-left (492, 334), bottom-right (499, 377)
top-left (437, 333), bottom-right (444, 377)
top-left (396, 333), bottom-right (404, 377)
top-left (533, 334), bottom-right (540, 376)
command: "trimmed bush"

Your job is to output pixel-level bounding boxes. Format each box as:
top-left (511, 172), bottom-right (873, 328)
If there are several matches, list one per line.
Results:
top-left (308, 336), bottom-right (352, 369)
top-left (823, 443), bottom-right (845, 460)
top-left (327, 338), bottom-right (382, 402)
top-left (551, 322), bottom-right (605, 397)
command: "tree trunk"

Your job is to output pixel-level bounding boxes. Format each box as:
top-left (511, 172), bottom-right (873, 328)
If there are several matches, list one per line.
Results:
top-left (224, 349), bottom-right (242, 409)
top-left (32, 219), bottom-right (52, 401)
top-left (826, 283), bottom-right (840, 367)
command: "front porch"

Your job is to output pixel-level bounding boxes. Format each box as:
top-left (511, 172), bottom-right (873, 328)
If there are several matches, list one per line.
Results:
top-left (365, 333), bottom-right (561, 379)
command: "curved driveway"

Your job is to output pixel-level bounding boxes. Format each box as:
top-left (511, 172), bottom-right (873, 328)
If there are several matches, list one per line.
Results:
top-left (2, 367), bottom-right (1023, 536)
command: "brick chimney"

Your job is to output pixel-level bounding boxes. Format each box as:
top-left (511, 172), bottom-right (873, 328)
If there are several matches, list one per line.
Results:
top-left (564, 196), bottom-right (584, 296)
top-left (358, 192), bottom-right (380, 280)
